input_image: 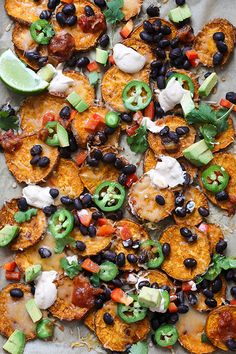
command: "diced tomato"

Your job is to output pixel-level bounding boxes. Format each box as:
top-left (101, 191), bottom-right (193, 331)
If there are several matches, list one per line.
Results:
top-left (219, 98), bottom-right (236, 112)
top-left (198, 223), bottom-right (209, 233)
top-left (75, 151), bottom-right (87, 166)
top-left (126, 123), bottom-right (139, 137)
top-left (230, 299), bottom-right (236, 305)
top-left (87, 61), bottom-right (100, 72)
top-left (84, 114), bottom-right (105, 131)
top-left (168, 302), bottom-right (178, 313)
top-left (111, 288), bottom-right (133, 306)
top-left (119, 225), bottom-right (132, 240)
top-left (185, 50), bottom-right (199, 67)
top-left (42, 112), bottom-right (57, 127)
top-left (97, 218), bottom-right (108, 226)
top-left (5, 271), bottom-right (21, 281)
top-left (4, 261), bottom-right (16, 272)
top-left (61, 0), bottom-right (73, 3)
top-left (144, 101), bottom-right (155, 120)
top-left (77, 209), bottom-right (92, 227)
top-left (125, 173), bottom-right (138, 188)
top-left (81, 259), bottom-right (100, 273)
top-left (70, 109), bottom-right (77, 120)
top-left (167, 346), bottom-right (173, 350)
top-left (120, 19), bottom-right (134, 39)
top-left (97, 224), bottom-right (115, 237)
top-left (108, 55), bottom-right (115, 65)
top-left (182, 283), bottom-right (192, 292)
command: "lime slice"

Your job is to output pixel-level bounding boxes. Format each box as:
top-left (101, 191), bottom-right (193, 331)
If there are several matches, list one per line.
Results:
top-left (0, 49), bottom-right (49, 94)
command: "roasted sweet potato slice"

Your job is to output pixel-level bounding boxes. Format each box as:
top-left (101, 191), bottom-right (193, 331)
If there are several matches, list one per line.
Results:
top-left (101, 65), bottom-right (150, 112)
top-left (199, 153), bottom-right (236, 214)
top-left (213, 116), bottom-right (235, 152)
top-left (178, 157), bottom-right (198, 183)
top-left (173, 186), bottom-right (209, 227)
top-left (194, 18), bottom-right (236, 67)
top-left (71, 230), bottom-right (112, 257)
top-left (84, 310), bottom-right (96, 332)
top-left (12, 22), bottom-right (37, 52)
top-left (193, 276), bottom-right (226, 312)
top-left (0, 199), bottom-right (46, 251)
top-left (177, 308), bottom-right (215, 354)
top-left (113, 219), bottom-right (150, 272)
top-left (122, 0), bottom-right (143, 21)
top-left (205, 305), bottom-right (236, 351)
top-left (5, 0), bottom-right (48, 24)
top-left (160, 225), bottom-right (211, 281)
top-left (45, 159), bottom-right (84, 199)
top-left (144, 269), bottom-right (173, 288)
top-left (0, 283), bottom-right (36, 340)
top-left (52, 1), bottom-right (105, 51)
top-left (15, 233), bottom-right (65, 272)
top-left (128, 175), bottom-right (175, 223)
top-left (131, 17), bottom-right (177, 42)
top-left (200, 223), bottom-right (224, 254)
top-left (148, 116), bottom-right (196, 158)
top-left (5, 135), bottom-right (59, 184)
top-left (14, 46), bottom-right (41, 70)
top-left (122, 38), bottom-right (155, 64)
top-left (94, 300), bottom-right (150, 351)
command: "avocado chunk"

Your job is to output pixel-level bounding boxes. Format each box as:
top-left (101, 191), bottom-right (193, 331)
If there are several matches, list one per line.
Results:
top-left (25, 264), bottom-right (42, 283)
top-left (25, 299), bottom-right (42, 323)
top-left (199, 73), bottom-right (218, 97)
top-left (57, 123), bottom-right (69, 148)
top-left (88, 72), bottom-right (100, 86)
top-left (75, 99), bottom-right (89, 113)
top-left (180, 91), bottom-right (195, 116)
top-left (3, 330), bottom-right (25, 354)
top-left (66, 91), bottom-right (88, 113)
top-left (37, 64), bottom-right (55, 82)
top-left (183, 140), bottom-right (214, 167)
top-left (96, 48), bottom-right (109, 65)
top-left (0, 225), bottom-right (19, 247)
top-left (138, 287), bottom-right (162, 308)
top-left (169, 4), bottom-right (192, 23)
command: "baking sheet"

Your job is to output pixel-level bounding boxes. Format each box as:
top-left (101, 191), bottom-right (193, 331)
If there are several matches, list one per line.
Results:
top-left (0, 0), bottom-right (236, 353)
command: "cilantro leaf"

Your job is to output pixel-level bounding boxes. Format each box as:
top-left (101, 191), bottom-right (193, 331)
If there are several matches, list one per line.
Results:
top-left (128, 342), bottom-right (148, 354)
top-left (54, 236), bottom-right (76, 254)
top-left (60, 257), bottom-right (81, 279)
top-left (0, 111), bottom-right (19, 131)
top-left (104, 0), bottom-right (124, 25)
top-left (203, 254), bottom-right (236, 281)
top-left (199, 124), bottom-right (217, 150)
top-left (127, 125), bottom-right (148, 153)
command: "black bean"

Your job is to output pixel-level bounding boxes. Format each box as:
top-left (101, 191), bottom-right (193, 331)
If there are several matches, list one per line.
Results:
top-left (112, 278), bottom-right (123, 288)
top-left (151, 317), bottom-right (160, 330)
top-left (168, 313), bottom-right (179, 324)
top-left (102, 152), bottom-right (116, 164)
top-left (38, 247), bottom-right (52, 259)
top-left (161, 25), bottom-right (172, 35)
top-left (225, 269), bottom-right (234, 281)
top-left (161, 285), bottom-right (170, 292)
top-left (25, 51), bottom-right (40, 61)
top-left (40, 10), bottom-right (52, 20)
top-left (231, 286), bottom-right (236, 298)
top-left (140, 31), bottom-right (153, 43)
top-left (213, 32), bottom-right (225, 42)
top-left (76, 240), bottom-right (86, 251)
top-left (146, 5), bottom-right (160, 17)
top-left (151, 282), bottom-right (159, 289)
top-left (38, 56), bottom-right (48, 67)
top-left (216, 41), bottom-right (228, 54)
top-left (159, 39), bottom-right (170, 48)
top-left (212, 277), bottom-right (223, 293)
top-left (77, 56), bottom-right (90, 68)
top-left (180, 227), bottom-right (192, 239)
top-left (38, 156), bottom-right (50, 168)
top-left (118, 173), bottom-right (127, 186)
top-left (153, 33), bottom-right (164, 44)
top-left (176, 0), bottom-right (185, 4)
top-left (157, 75), bottom-right (166, 89)
top-left (175, 194), bottom-right (185, 207)
top-left (10, 288), bottom-right (24, 298)
top-left (43, 205), bottom-right (57, 216)
top-left (156, 107), bottom-right (165, 118)
top-left (81, 193), bottom-right (93, 207)
top-left (188, 293), bottom-right (198, 306)
top-left (92, 210), bottom-right (103, 220)
top-left (69, 133), bottom-right (79, 152)
top-left (104, 251), bottom-right (117, 263)
top-left (103, 313), bottom-right (114, 325)
top-left (121, 113), bottom-right (132, 123)
top-left (183, 59), bottom-right (191, 70)
top-left (159, 64), bottom-right (168, 76)
top-left (176, 126), bottom-right (190, 136)
top-left (169, 48), bottom-right (182, 60)
top-left (30, 144), bottom-right (42, 156)
top-left (173, 55), bottom-right (185, 67)
top-left (93, 131), bottom-right (108, 145)
top-left (30, 155), bottom-right (40, 166)
top-left (215, 239), bottom-right (227, 253)
top-left (122, 239), bottom-right (133, 248)
top-left (155, 49), bottom-right (166, 60)
top-left (138, 252), bottom-right (148, 264)
top-left (79, 224), bottom-right (88, 235)
top-left (183, 258), bottom-right (197, 268)
top-left (176, 291), bottom-right (185, 305)
top-left (85, 5), bottom-right (95, 16)
top-left (99, 34), bottom-right (109, 48)
top-left (91, 149), bottom-right (103, 161)
top-left (59, 106), bottom-right (71, 120)
top-left (215, 191), bottom-right (229, 201)
top-left (104, 126), bottom-right (116, 135)
top-left (59, 147), bottom-right (71, 158)
top-left (178, 304), bottom-right (189, 313)
top-left (138, 280), bottom-right (150, 289)
top-left (17, 197), bottom-right (28, 212)
top-left (122, 164), bottom-right (136, 175)
top-left (198, 207), bottom-right (209, 217)
top-left (62, 3), bottom-right (76, 15)
top-left (168, 131), bottom-right (179, 143)
top-left (226, 91), bottom-right (236, 104)
top-left (170, 37), bottom-right (179, 48)
top-left (114, 158), bottom-right (123, 170)
top-left (151, 60), bottom-right (162, 69)
top-left (60, 196), bottom-right (74, 205)
top-left (203, 289), bottom-right (214, 299)
top-left (94, 297), bottom-right (104, 309)
top-left (56, 12), bottom-right (67, 26)
top-left (94, 0), bottom-right (106, 8)
top-left (159, 126), bottom-right (170, 136)
top-left (183, 172), bottom-right (191, 186)
top-left (155, 195), bottom-right (165, 206)
top-left (143, 21), bottom-right (155, 34)
top-left (87, 156), bottom-right (99, 167)
top-left (88, 225), bottom-right (97, 237)
top-left (74, 198), bottom-right (83, 211)
top-left (175, 207), bottom-right (186, 217)
top-left (116, 253), bottom-right (125, 267)
top-left (225, 339), bottom-right (236, 351)
top-left (47, 0), bottom-right (60, 10)
top-left (205, 298), bottom-right (217, 308)
top-left (162, 243), bottom-right (170, 257)
top-left (213, 52), bottom-right (224, 66)
top-left (127, 254), bottom-right (138, 264)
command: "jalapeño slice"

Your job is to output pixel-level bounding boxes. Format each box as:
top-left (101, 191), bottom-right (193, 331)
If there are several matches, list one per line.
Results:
top-left (49, 209), bottom-right (74, 239)
top-left (140, 240), bottom-right (164, 269)
top-left (93, 181), bottom-right (126, 212)
top-left (117, 295), bottom-right (147, 324)
top-left (202, 165), bottom-right (229, 193)
top-left (155, 324), bottom-right (179, 347)
top-left (122, 80), bottom-right (152, 112)
top-left (30, 20), bottom-right (55, 45)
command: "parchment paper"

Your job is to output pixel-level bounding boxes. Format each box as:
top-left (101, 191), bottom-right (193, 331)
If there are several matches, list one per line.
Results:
top-left (0, 0), bottom-right (236, 353)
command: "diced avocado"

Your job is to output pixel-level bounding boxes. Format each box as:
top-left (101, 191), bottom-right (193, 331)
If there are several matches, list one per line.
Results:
top-left (96, 48), bottom-right (109, 65)
top-left (25, 264), bottom-right (41, 283)
top-left (183, 140), bottom-right (213, 167)
top-left (138, 287), bottom-right (161, 308)
top-left (180, 91), bottom-right (195, 116)
top-left (0, 225), bottom-right (19, 247)
top-left (37, 64), bottom-right (55, 82)
top-left (199, 73), bottom-right (218, 97)
top-left (25, 299), bottom-right (42, 323)
top-left (66, 91), bottom-right (82, 107)
top-left (57, 123), bottom-right (69, 148)
top-left (168, 4), bottom-right (191, 23)
top-left (3, 330), bottom-right (25, 354)
top-left (179, 4), bottom-right (192, 20)
top-left (75, 99), bottom-right (89, 113)
top-left (88, 72), bottom-right (100, 86)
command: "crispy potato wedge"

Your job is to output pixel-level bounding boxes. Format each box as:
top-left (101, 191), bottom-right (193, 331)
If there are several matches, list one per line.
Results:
top-left (173, 186), bottom-right (209, 227)
top-left (12, 22), bottom-right (36, 52)
top-left (45, 159), bottom-right (84, 199)
top-left (148, 116), bottom-right (196, 158)
top-left (160, 225), bottom-right (211, 281)
top-left (131, 17), bottom-right (177, 42)
top-left (194, 18), bottom-right (236, 67)
top-left (199, 153), bottom-right (236, 214)
top-left (205, 305), bottom-right (236, 351)
top-left (94, 300), bottom-right (150, 352)
top-left (5, 0), bottom-right (48, 24)
top-left (0, 199), bottom-right (46, 251)
top-left (0, 283), bottom-right (36, 340)
top-left (167, 68), bottom-right (200, 100)
top-left (122, 38), bottom-right (155, 64)
top-left (71, 229), bottom-right (112, 256)
top-left (213, 117), bottom-right (234, 152)
top-left (122, 0), bottom-right (143, 21)
top-left (84, 310), bottom-right (96, 332)
top-left (5, 135), bottom-right (59, 184)
top-left (177, 308), bottom-right (216, 354)
top-left (193, 276), bottom-right (226, 312)
top-left (52, 1), bottom-right (105, 51)
top-left (15, 233), bottom-right (65, 272)
top-left (128, 175), bottom-right (175, 223)
top-left (101, 65), bottom-right (150, 112)
top-left (79, 160), bottom-right (120, 194)
top-left (113, 219), bottom-right (150, 272)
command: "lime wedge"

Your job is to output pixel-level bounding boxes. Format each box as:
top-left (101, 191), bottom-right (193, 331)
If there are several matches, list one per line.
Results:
top-left (0, 49), bottom-right (49, 94)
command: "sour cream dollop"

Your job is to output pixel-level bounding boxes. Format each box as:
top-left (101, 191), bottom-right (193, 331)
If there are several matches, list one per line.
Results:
top-left (147, 155), bottom-right (185, 189)
top-left (34, 271), bottom-right (57, 310)
top-left (141, 117), bottom-right (164, 133)
top-left (22, 185), bottom-right (55, 209)
top-left (48, 65), bottom-right (74, 94)
top-left (158, 77), bottom-right (188, 112)
top-left (113, 44), bottom-right (146, 74)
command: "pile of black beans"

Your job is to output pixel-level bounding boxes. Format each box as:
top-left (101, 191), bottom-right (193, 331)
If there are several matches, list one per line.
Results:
top-left (212, 32), bottom-right (228, 65)
top-left (56, 3), bottom-right (77, 27)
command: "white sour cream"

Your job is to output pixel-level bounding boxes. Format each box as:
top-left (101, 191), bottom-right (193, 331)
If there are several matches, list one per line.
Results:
top-left (22, 185), bottom-right (55, 209)
top-left (34, 271), bottom-right (57, 310)
top-left (147, 155), bottom-right (185, 189)
top-left (113, 44), bottom-right (146, 74)
top-left (48, 65), bottom-right (74, 94)
top-left (141, 117), bottom-right (164, 133)
top-left (158, 77), bottom-right (188, 112)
